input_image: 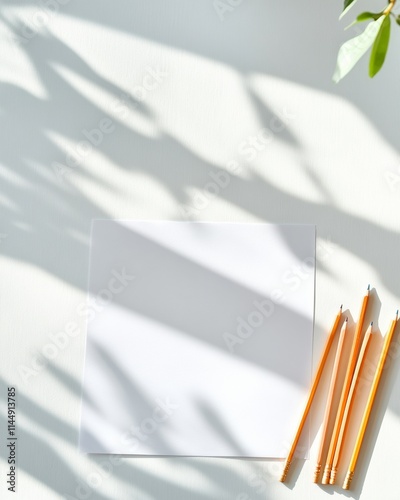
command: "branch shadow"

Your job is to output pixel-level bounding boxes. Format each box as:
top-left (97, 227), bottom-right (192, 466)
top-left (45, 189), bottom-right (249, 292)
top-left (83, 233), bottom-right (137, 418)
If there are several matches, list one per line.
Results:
top-left (1, 1), bottom-right (400, 499)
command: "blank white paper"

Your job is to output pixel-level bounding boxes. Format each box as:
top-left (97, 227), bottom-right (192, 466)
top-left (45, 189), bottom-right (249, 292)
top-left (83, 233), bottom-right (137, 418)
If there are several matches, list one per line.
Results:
top-left (79, 221), bottom-right (315, 457)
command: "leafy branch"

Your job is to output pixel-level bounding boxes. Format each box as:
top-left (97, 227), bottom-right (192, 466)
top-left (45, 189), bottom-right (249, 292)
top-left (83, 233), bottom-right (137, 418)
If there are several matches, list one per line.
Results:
top-left (333, 0), bottom-right (398, 82)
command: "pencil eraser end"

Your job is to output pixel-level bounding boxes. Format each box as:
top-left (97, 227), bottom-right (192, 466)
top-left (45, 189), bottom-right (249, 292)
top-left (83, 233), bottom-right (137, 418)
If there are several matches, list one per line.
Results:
top-left (279, 460), bottom-right (291, 482)
top-left (321, 465), bottom-right (331, 485)
top-left (313, 463), bottom-right (321, 483)
top-left (342, 470), bottom-right (354, 490)
top-left (329, 467), bottom-right (337, 484)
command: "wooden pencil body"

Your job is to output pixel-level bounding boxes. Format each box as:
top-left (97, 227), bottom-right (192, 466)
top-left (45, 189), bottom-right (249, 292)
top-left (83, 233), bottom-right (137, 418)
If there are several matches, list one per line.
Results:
top-left (321, 290), bottom-right (369, 484)
top-left (313, 319), bottom-right (347, 483)
top-left (343, 316), bottom-right (398, 490)
top-left (330, 324), bottom-right (372, 484)
top-left (279, 308), bottom-right (342, 482)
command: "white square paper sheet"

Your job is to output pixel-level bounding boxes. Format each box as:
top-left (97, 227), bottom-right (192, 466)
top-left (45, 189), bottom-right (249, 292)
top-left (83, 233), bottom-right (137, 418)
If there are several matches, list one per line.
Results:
top-left (79, 221), bottom-right (315, 457)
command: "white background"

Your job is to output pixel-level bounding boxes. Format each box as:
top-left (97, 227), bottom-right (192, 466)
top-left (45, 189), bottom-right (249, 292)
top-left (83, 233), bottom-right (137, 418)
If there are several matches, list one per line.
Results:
top-left (0, 1), bottom-right (400, 499)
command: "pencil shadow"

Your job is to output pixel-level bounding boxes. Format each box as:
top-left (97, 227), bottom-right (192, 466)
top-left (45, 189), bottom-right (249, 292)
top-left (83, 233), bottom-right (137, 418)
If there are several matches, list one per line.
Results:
top-left (343, 325), bottom-right (400, 498)
top-left (364, 289), bottom-right (382, 331)
top-left (279, 460), bottom-right (303, 491)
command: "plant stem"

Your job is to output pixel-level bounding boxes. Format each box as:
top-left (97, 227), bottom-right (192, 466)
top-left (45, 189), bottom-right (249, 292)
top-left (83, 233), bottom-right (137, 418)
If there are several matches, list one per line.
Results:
top-left (383, 0), bottom-right (397, 15)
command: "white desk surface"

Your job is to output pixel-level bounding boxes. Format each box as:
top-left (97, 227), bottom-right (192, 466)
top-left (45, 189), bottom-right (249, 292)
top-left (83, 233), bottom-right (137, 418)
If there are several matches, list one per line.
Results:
top-left (1, 1), bottom-right (399, 499)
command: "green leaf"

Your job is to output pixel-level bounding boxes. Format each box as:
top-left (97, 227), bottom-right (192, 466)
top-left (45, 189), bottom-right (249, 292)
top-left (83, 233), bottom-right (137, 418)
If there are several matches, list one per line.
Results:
top-left (345, 11), bottom-right (382, 30)
top-left (396, 15), bottom-right (400, 26)
top-left (343, 0), bottom-right (356, 10)
top-left (356, 11), bottom-right (382, 22)
top-left (369, 15), bottom-right (391, 77)
top-left (340, 0), bottom-right (360, 20)
top-left (333, 16), bottom-right (385, 83)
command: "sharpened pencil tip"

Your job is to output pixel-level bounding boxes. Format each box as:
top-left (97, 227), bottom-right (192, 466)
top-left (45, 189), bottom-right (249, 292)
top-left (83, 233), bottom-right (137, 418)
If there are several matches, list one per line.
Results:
top-left (367, 284), bottom-right (370, 291)
top-left (396, 310), bottom-right (399, 318)
top-left (340, 304), bottom-right (343, 310)
top-left (345, 317), bottom-right (348, 322)
top-left (370, 321), bottom-right (373, 326)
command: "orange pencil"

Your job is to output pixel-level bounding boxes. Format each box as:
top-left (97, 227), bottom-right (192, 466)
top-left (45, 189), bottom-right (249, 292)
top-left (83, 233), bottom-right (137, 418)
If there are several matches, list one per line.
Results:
top-left (330, 322), bottom-right (373, 484)
top-left (313, 317), bottom-right (348, 483)
top-left (343, 312), bottom-right (398, 489)
top-left (322, 286), bottom-right (370, 484)
top-left (279, 305), bottom-right (342, 482)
